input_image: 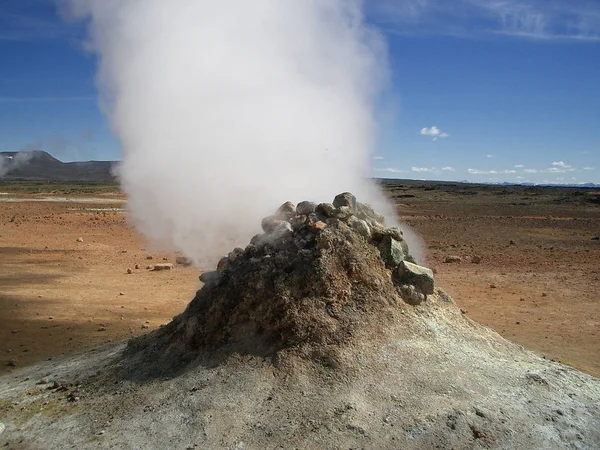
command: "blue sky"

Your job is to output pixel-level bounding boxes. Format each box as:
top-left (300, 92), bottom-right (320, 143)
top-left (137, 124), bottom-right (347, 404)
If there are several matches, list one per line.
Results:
top-left (1, 0), bottom-right (599, 184)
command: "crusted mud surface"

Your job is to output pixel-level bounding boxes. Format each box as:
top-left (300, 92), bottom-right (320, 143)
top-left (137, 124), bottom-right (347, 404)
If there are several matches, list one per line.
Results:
top-left (1, 192), bottom-right (599, 449)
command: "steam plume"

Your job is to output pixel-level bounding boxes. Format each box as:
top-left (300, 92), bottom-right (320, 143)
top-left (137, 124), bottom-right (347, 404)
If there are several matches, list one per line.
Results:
top-left (64, 0), bottom-right (414, 265)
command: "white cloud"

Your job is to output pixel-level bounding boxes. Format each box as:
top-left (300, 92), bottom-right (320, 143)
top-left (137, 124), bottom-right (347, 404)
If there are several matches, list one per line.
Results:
top-left (524, 169), bottom-right (538, 173)
top-left (486, 154), bottom-right (493, 158)
top-left (551, 161), bottom-right (571, 168)
top-left (514, 164), bottom-right (524, 168)
top-left (441, 166), bottom-right (455, 171)
top-left (582, 166), bottom-right (595, 170)
top-left (467, 168), bottom-right (498, 175)
top-left (501, 170), bottom-right (517, 174)
top-left (373, 167), bottom-right (407, 174)
top-left (411, 166), bottom-right (435, 172)
top-left (368, 1), bottom-right (600, 42)
top-left (372, 156), bottom-right (384, 160)
top-left (420, 126), bottom-right (449, 141)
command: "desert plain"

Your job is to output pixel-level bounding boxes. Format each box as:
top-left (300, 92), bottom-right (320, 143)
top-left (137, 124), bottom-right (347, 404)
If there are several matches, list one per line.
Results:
top-left (1, 180), bottom-right (599, 377)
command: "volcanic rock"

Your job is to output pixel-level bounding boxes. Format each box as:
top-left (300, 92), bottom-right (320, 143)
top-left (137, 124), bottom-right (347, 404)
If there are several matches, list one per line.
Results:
top-left (397, 261), bottom-right (434, 295)
top-left (315, 202), bottom-right (336, 218)
top-left (296, 201), bottom-right (316, 216)
top-left (332, 192), bottom-right (357, 211)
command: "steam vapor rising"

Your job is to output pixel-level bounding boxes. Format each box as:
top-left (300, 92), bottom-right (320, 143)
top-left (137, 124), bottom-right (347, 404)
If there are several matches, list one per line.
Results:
top-left (65, 0), bottom-right (409, 266)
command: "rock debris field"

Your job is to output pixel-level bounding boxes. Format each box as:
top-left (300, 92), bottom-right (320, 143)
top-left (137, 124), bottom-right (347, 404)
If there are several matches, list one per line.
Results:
top-left (1, 192), bottom-right (599, 449)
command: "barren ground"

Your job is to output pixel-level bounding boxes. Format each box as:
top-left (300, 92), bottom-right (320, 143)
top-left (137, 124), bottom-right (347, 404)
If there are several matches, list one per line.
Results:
top-left (1, 182), bottom-right (599, 377)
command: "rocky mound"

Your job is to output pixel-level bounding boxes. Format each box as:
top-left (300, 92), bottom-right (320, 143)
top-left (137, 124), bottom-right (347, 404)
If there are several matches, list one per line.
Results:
top-left (124, 192), bottom-right (435, 373)
top-left (1, 193), bottom-right (599, 449)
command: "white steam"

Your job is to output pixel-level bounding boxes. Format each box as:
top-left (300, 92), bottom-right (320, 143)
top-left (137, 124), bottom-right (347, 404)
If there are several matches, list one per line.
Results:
top-left (64, 0), bottom-right (417, 266)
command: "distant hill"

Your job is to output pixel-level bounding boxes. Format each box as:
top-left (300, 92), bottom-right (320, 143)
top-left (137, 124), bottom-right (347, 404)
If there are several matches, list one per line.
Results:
top-left (0, 150), bottom-right (117, 183)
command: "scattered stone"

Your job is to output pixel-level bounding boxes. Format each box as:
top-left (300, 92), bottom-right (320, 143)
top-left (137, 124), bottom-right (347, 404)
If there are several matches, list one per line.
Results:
top-left (290, 215), bottom-right (307, 231)
top-left (127, 268), bottom-right (133, 274)
top-left (176, 256), bottom-right (193, 266)
top-left (228, 248), bottom-right (244, 262)
top-left (378, 236), bottom-right (405, 269)
top-left (307, 220), bottom-right (327, 233)
top-left (10, 329), bottom-right (20, 334)
top-left (141, 323), bottom-right (149, 329)
top-left (348, 217), bottom-right (371, 239)
top-left (332, 192), bottom-right (357, 211)
top-left (199, 270), bottom-right (221, 287)
top-left (490, 283), bottom-right (497, 289)
top-left (121, 249), bottom-right (127, 253)
top-left (397, 261), bottom-right (434, 295)
top-left (296, 201), bottom-right (316, 216)
top-left (271, 221), bottom-right (293, 242)
top-left (75, 237), bottom-right (84, 243)
top-left (217, 256), bottom-right (229, 272)
top-left (146, 256), bottom-right (153, 260)
top-left (372, 227), bottom-right (403, 243)
top-left (541, 292), bottom-right (547, 297)
top-left (119, 292), bottom-right (124, 296)
top-left (275, 201), bottom-right (296, 219)
top-left (592, 236), bottom-right (600, 241)
top-left (397, 284), bottom-right (425, 305)
top-left (509, 240), bottom-right (516, 245)
top-left (471, 255), bottom-right (482, 264)
top-left (261, 215), bottom-right (285, 233)
top-left (37, 378), bottom-right (48, 385)
top-left (332, 206), bottom-right (353, 221)
top-left (315, 202), bottom-right (336, 218)
top-left (134, 264), bottom-right (140, 270)
top-left (7, 358), bottom-right (17, 367)
top-left (460, 308), bottom-right (468, 314)
top-left (98, 326), bottom-right (107, 332)
top-left (146, 265), bottom-right (152, 270)
top-left (153, 263), bottom-right (174, 271)
top-left (444, 255), bottom-right (462, 263)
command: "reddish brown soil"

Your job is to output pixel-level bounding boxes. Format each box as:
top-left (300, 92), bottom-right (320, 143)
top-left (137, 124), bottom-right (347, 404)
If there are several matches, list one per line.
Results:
top-left (388, 181), bottom-right (600, 376)
top-left (1, 185), bottom-right (599, 377)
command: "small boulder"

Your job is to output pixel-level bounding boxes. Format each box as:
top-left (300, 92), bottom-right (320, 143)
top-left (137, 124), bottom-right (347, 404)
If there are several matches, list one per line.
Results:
top-left (471, 255), bottom-right (482, 264)
top-left (348, 217), bottom-right (371, 239)
top-left (307, 220), bottom-right (327, 233)
top-left (271, 221), bottom-right (293, 242)
top-left (444, 255), bottom-right (462, 263)
top-left (372, 227), bottom-right (403, 243)
top-left (176, 256), bottom-right (193, 266)
top-left (397, 284), bottom-right (425, 306)
top-left (378, 236), bottom-right (405, 269)
top-left (228, 247), bottom-right (244, 262)
top-left (275, 201), bottom-right (296, 219)
top-left (333, 192), bottom-right (357, 211)
top-left (333, 206), bottom-right (353, 221)
top-left (316, 203), bottom-right (336, 218)
top-left (217, 256), bottom-right (229, 272)
top-left (153, 263), bottom-right (174, 271)
top-left (261, 215), bottom-right (285, 233)
top-left (75, 237), bottom-right (84, 243)
top-left (356, 202), bottom-right (385, 225)
top-left (290, 215), bottom-right (307, 231)
top-left (296, 201), bottom-right (317, 216)
top-left (199, 270), bottom-right (222, 287)
top-left (126, 268), bottom-right (133, 274)
top-left (397, 261), bottom-right (434, 295)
